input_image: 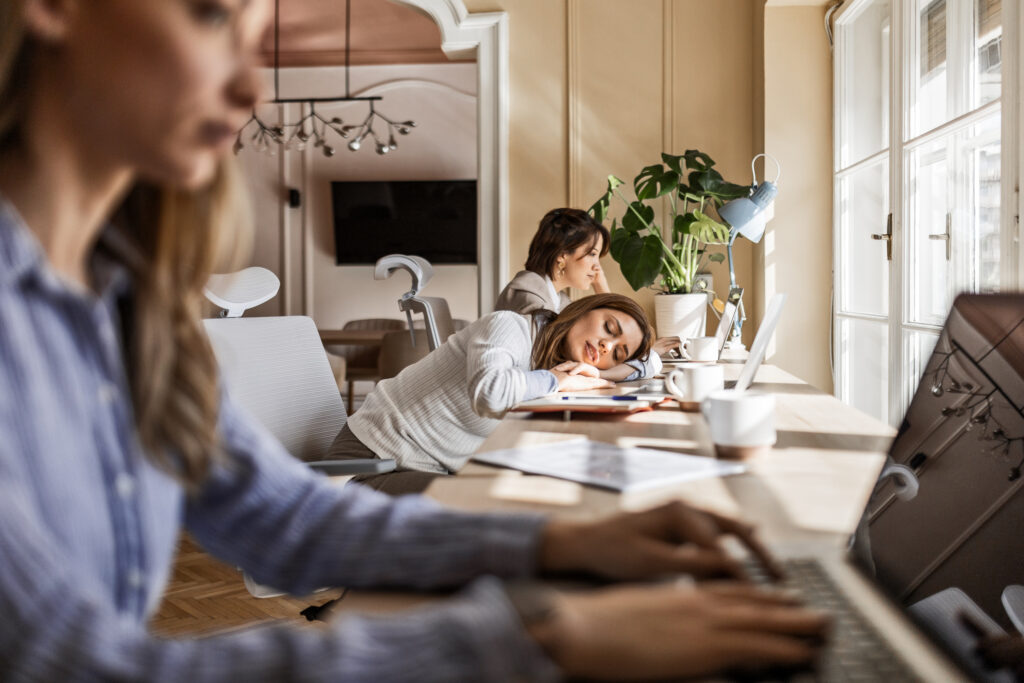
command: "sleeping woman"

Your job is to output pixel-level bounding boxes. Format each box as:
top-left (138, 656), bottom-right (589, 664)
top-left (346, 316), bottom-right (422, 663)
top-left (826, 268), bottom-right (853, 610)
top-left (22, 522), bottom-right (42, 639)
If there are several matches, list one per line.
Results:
top-left (329, 293), bottom-right (654, 492)
top-left (496, 207), bottom-right (677, 380)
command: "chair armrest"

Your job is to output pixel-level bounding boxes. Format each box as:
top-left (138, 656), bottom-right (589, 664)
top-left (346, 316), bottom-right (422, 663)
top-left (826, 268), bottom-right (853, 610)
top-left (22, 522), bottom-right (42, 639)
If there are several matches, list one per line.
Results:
top-left (307, 459), bottom-right (397, 476)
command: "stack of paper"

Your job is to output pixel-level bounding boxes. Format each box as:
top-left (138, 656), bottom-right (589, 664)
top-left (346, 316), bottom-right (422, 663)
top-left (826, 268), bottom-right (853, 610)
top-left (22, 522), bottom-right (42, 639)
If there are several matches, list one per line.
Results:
top-left (473, 439), bottom-right (745, 492)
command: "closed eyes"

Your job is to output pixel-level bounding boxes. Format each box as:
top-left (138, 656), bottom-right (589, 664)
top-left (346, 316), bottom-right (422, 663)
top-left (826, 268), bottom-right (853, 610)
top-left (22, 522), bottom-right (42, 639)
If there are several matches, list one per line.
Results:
top-left (605, 319), bottom-right (627, 362)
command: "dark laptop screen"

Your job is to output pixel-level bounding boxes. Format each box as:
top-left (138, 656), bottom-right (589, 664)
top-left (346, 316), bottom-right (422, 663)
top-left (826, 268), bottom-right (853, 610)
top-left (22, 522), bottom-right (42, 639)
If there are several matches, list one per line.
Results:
top-left (850, 293), bottom-right (1024, 681)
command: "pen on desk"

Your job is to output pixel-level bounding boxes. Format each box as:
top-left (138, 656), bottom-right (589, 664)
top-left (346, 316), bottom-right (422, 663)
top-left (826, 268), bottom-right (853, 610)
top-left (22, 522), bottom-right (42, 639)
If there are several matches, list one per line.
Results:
top-left (561, 395), bottom-right (639, 401)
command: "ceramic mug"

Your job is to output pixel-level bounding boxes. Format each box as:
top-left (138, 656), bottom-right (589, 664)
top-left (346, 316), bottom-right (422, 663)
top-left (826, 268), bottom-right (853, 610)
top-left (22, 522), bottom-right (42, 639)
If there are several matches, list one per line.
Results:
top-left (701, 389), bottom-right (776, 459)
top-left (680, 335), bottom-right (718, 362)
top-left (664, 364), bottom-right (725, 411)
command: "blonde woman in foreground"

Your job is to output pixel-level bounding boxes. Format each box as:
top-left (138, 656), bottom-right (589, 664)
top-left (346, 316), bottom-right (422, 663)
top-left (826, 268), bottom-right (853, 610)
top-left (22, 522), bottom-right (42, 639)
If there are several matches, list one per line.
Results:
top-left (0, 0), bottom-right (828, 680)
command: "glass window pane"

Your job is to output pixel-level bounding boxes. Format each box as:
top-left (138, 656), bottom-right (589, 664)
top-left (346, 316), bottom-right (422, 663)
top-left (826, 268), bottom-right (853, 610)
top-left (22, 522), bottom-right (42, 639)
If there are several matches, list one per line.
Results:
top-left (975, 0), bottom-right (1002, 107)
top-left (838, 160), bottom-right (889, 316)
top-left (907, 0), bottom-right (1002, 139)
top-left (838, 0), bottom-right (891, 168)
top-left (906, 111), bottom-right (1000, 325)
top-left (909, 0), bottom-right (949, 136)
top-left (954, 112), bottom-right (1001, 294)
top-left (838, 317), bottom-right (889, 422)
top-left (906, 136), bottom-right (951, 325)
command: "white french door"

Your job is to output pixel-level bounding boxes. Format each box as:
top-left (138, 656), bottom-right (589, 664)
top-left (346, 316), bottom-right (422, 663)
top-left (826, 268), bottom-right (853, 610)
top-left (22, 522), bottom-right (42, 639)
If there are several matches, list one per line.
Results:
top-left (833, 0), bottom-right (1018, 424)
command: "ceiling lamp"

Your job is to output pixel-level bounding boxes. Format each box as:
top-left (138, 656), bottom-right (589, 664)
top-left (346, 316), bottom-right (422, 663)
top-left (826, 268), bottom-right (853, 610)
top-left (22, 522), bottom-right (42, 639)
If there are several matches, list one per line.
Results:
top-left (234, 0), bottom-right (416, 157)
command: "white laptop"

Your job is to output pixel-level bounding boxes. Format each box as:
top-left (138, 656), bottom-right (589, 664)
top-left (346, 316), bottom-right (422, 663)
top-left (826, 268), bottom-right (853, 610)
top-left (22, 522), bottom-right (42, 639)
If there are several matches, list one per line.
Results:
top-left (633, 294), bottom-right (784, 397)
top-left (758, 293), bottom-right (1024, 681)
top-left (730, 292), bottom-right (785, 391)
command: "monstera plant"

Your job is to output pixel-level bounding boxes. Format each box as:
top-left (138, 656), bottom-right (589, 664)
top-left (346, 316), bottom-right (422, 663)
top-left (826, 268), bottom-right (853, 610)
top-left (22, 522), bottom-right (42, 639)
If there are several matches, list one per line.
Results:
top-left (589, 149), bottom-right (751, 294)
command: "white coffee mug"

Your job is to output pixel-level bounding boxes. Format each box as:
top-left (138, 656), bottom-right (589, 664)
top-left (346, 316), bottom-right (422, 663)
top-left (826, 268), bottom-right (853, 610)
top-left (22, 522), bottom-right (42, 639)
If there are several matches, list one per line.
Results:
top-left (701, 389), bottom-right (776, 459)
top-left (664, 364), bottom-right (725, 411)
top-left (681, 336), bottom-right (718, 362)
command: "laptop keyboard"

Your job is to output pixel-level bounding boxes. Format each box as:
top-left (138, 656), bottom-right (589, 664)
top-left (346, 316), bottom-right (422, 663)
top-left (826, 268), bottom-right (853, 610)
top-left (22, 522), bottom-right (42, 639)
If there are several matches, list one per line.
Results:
top-left (745, 557), bottom-right (921, 682)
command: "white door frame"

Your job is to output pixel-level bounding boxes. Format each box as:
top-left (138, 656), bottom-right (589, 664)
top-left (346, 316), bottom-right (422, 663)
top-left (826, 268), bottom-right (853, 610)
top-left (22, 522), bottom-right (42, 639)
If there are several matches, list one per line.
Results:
top-left (391, 0), bottom-right (509, 315)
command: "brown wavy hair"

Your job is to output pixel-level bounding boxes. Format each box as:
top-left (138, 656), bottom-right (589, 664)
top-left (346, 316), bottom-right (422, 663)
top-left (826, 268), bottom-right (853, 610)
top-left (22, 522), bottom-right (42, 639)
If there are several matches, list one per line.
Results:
top-left (1, 2), bottom-right (250, 488)
top-left (524, 208), bottom-right (610, 279)
top-left (531, 293), bottom-right (653, 370)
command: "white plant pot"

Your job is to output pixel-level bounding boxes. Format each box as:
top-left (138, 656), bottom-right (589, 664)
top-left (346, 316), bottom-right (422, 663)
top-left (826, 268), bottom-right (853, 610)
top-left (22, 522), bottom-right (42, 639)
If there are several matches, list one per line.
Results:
top-left (654, 292), bottom-right (707, 340)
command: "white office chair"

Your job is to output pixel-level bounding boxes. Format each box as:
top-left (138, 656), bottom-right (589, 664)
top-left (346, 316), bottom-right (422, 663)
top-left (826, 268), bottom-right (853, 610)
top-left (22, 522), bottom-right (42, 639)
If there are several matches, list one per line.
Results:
top-left (372, 254), bottom-right (457, 382)
top-left (204, 266), bottom-right (280, 318)
top-left (374, 254), bottom-right (455, 351)
top-left (204, 316), bottom-right (395, 597)
top-left (203, 279), bottom-right (395, 597)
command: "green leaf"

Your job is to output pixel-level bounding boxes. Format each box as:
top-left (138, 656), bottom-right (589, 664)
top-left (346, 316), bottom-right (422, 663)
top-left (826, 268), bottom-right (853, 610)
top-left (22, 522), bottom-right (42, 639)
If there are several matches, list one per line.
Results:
top-left (615, 234), bottom-right (665, 290)
top-left (707, 252), bottom-right (726, 264)
top-left (608, 222), bottom-right (632, 262)
top-left (674, 212), bottom-right (697, 240)
top-left (621, 201), bottom-right (655, 232)
top-left (588, 175), bottom-right (625, 223)
top-left (635, 165), bottom-right (679, 200)
top-left (702, 177), bottom-right (751, 203)
top-left (690, 210), bottom-right (731, 243)
top-left (661, 153), bottom-right (683, 175)
top-left (683, 149), bottom-right (715, 172)
top-left (588, 195), bottom-right (609, 223)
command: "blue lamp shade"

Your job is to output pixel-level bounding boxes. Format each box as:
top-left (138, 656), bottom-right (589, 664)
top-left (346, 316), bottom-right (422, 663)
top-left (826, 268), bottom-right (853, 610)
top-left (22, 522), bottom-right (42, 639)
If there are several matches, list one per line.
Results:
top-left (719, 180), bottom-right (779, 244)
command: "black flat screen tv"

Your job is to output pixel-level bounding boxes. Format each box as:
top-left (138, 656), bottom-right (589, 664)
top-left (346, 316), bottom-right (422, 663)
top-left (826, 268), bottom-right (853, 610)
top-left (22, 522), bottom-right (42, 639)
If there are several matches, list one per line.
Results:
top-left (331, 179), bottom-right (477, 265)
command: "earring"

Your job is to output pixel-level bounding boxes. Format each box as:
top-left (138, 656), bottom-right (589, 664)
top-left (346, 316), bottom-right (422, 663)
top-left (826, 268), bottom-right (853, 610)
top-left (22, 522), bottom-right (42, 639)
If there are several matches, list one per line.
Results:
top-left (557, 262), bottom-right (565, 278)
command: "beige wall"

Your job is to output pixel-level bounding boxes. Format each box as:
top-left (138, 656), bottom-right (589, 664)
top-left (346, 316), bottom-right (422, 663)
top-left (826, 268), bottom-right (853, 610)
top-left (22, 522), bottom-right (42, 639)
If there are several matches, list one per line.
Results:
top-left (463, 0), bottom-right (834, 389)
top-left (764, 5), bottom-right (834, 392)
top-left (464, 0), bottom-right (760, 328)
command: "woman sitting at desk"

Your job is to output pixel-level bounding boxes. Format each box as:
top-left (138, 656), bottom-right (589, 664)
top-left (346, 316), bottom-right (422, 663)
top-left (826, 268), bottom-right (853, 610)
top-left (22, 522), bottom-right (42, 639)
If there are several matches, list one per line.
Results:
top-left (331, 293), bottom-right (654, 491)
top-left (496, 207), bottom-right (678, 379)
top-left (0, 0), bottom-right (828, 679)
top-left (495, 207), bottom-right (611, 316)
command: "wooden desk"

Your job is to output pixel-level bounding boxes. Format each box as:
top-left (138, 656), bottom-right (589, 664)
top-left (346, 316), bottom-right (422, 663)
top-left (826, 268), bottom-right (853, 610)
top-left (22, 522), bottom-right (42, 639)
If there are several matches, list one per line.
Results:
top-left (428, 363), bottom-right (894, 549)
top-left (153, 364), bottom-right (894, 638)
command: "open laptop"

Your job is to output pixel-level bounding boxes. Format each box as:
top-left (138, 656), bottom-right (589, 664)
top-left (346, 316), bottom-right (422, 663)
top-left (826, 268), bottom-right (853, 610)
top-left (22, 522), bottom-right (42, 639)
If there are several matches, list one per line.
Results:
top-left (756, 293), bottom-right (1024, 681)
top-left (633, 293), bottom-right (786, 397)
top-left (731, 292), bottom-right (785, 391)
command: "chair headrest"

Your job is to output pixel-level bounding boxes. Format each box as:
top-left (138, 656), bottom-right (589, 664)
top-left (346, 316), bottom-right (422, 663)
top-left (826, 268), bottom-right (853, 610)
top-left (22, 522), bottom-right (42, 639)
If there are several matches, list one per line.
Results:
top-left (374, 254), bottom-right (433, 295)
top-left (204, 267), bottom-right (281, 318)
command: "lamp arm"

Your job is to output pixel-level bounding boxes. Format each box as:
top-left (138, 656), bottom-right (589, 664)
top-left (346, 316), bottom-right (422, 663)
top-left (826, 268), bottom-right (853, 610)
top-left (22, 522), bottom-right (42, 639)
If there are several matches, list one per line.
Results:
top-left (726, 231), bottom-right (739, 288)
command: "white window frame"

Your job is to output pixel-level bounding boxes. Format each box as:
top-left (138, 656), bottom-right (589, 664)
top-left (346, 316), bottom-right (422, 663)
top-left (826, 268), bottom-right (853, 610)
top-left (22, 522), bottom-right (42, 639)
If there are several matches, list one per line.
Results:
top-left (832, 0), bottom-right (1021, 425)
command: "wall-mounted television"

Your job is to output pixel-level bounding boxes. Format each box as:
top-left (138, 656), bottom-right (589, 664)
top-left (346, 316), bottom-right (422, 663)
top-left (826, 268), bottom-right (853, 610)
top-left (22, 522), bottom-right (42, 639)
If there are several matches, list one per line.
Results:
top-left (331, 180), bottom-right (477, 265)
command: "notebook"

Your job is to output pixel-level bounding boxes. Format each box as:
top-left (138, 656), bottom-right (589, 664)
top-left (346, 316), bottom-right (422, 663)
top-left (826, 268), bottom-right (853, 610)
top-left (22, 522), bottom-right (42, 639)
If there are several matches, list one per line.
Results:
top-left (765, 293), bottom-right (1024, 681)
top-left (511, 395), bottom-right (664, 414)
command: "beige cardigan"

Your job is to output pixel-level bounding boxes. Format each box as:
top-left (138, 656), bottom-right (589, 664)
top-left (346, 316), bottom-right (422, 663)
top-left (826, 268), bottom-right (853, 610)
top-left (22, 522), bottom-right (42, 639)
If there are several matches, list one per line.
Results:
top-left (494, 270), bottom-right (570, 315)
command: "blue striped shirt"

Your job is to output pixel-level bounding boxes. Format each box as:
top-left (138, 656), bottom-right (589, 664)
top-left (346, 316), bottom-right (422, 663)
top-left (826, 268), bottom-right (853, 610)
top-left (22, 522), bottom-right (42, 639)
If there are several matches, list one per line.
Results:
top-left (0, 200), bottom-right (560, 681)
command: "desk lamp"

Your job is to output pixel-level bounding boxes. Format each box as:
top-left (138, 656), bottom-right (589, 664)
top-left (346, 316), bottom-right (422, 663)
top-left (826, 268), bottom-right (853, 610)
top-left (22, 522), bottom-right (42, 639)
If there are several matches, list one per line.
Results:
top-left (718, 153), bottom-right (780, 347)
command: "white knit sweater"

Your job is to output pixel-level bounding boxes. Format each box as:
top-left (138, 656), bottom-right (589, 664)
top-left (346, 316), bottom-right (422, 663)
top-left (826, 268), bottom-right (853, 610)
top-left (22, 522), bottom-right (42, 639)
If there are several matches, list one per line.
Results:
top-left (347, 312), bottom-right (536, 474)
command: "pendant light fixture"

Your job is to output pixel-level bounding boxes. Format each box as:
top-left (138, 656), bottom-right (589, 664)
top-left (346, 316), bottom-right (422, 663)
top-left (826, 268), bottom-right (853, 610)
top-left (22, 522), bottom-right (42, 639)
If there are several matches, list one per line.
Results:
top-left (234, 0), bottom-right (416, 157)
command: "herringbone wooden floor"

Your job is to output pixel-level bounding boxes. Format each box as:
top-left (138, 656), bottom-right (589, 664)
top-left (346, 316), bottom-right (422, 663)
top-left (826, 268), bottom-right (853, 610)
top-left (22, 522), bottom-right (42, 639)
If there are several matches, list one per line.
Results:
top-left (149, 534), bottom-right (344, 638)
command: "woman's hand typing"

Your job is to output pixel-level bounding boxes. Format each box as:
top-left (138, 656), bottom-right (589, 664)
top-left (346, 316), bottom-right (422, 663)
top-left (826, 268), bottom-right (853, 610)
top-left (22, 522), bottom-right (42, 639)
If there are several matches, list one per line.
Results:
top-left (538, 500), bottom-right (783, 582)
top-left (529, 583), bottom-right (829, 681)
